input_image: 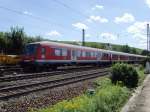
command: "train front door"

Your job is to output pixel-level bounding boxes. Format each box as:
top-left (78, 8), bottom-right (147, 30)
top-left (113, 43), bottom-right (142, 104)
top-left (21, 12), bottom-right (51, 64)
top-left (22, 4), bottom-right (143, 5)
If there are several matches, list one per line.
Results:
top-left (71, 50), bottom-right (77, 61)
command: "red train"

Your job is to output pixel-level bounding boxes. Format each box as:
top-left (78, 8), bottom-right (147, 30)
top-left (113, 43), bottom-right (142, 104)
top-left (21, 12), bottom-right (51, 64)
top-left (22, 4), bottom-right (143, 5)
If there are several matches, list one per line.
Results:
top-left (21, 41), bottom-right (146, 69)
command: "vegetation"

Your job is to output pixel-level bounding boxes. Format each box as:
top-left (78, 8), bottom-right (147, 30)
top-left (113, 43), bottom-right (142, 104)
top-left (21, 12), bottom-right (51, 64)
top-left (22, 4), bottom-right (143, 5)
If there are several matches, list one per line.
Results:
top-left (0, 26), bottom-right (46, 55)
top-left (111, 63), bottom-right (139, 88)
top-left (136, 65), bottom-right (145, 85)
top-left (29, 64), bottom-right (145, 112)
top-left (30, 78), bottom-right (130, 112)
top-left (62, 41), bottom-right (143, 55)
top-left (0, 27), bottom-right (145, 55)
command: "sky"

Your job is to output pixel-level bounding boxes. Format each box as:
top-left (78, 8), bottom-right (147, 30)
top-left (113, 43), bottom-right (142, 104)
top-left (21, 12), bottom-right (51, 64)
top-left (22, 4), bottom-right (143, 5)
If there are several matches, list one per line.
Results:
top-left (0, 0), bottom-right (150, 49)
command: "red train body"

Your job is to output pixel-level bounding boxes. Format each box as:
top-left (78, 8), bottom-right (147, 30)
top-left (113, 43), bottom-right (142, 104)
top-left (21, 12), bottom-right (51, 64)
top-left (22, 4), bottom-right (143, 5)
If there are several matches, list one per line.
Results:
top-left (21, 41), bottom-right (146, 68)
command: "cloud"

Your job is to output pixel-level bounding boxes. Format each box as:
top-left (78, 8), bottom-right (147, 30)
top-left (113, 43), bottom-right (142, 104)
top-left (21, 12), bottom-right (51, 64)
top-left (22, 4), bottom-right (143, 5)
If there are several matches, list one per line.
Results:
top-left (92, 5), bottom-right (104, 10)
top-left (127, 21), bottom-right (150, 48)
top-left (127, 21), bottom-right (149, 39)
top-left (23, 11), bottom-right (32, 15)
top-left (145, 0), bottom-right (150, 8)
top-left (72, 22), bottom-right (88, 30)
top-left (85, 34), bottom-right (91, 38)
top-left (114, 13), bottom-right (135, 24)
top-left (100, 33), bottom-right (117, 40)
top-left (87, 16), bottom-right (108, 23)
top-left (46, 30), bottom-right (61, 37)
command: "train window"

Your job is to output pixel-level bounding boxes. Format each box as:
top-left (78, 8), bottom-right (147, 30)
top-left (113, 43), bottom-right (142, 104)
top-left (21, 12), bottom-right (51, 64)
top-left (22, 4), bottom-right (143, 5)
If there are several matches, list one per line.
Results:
top-left (91, 52), bottom-right (94, 57)
top-left (55, 48), bottom-right (61, 56)
top-left (82, 51), bottom-right (86, 57)
top-left (77, 51), bottom-right (81, 57)
top-left (86, 52), bottom-right (88, 57)
top-left (103, 53), bottom-right (108, 57)
top-left (62, 49), bottom-right (67, 56)
top-left (86, 52), bottom-right (91, 57)
top-left (112, 54), bottom-right (117, 58)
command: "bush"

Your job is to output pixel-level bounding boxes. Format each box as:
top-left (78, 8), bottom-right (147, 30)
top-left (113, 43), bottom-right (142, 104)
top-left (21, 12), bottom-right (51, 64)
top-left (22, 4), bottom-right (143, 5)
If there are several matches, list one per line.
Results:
top-left (94, 85), bottom-right (129, 112)
top-left (111, 63), bottom-right (138, 88)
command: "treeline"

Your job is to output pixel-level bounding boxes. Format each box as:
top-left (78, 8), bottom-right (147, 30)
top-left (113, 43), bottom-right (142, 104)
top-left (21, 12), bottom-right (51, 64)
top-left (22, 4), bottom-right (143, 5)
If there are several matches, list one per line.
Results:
top-left (63, 41), bottom-right (146, 55)
top-left (0, 27), bottom-right (44, 55)
top-left (0, 27), bottom-right (147, 55)
top-left (85, 42), bottom-right (140, 54)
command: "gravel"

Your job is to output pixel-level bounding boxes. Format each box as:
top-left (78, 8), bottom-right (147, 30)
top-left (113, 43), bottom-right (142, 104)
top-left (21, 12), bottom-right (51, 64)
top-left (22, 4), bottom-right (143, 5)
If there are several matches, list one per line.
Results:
top-left (0, 79), bottom-right (95, 112)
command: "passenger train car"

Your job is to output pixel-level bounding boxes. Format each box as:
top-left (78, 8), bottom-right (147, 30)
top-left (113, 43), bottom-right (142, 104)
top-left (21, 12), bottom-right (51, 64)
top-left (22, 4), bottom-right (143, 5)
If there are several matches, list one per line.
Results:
top-left (21, 41), bottom-right (146, 69)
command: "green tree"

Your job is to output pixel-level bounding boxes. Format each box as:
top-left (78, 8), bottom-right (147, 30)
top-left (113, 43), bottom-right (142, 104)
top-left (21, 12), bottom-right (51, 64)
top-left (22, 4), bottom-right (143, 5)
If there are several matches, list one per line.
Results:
top-left (6, 26), bottom-right (25, 54)
top-left (141, 50), bottom-right (150, 56)
top-left (130, 48), bottom-right (137, 54)
top-left (0, 32), bottom-right (6, 53)
top-left (121, 45), bottom-right (130, 53)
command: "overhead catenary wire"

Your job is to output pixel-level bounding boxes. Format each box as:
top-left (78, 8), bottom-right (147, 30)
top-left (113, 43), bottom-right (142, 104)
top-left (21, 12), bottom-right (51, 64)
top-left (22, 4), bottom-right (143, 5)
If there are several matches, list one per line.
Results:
top-left (0, 5), bottom-right (77, 32)
top-left (52, 0), bottom-right (89, 18)
top-left (51, 0), bottom-right (104, 36)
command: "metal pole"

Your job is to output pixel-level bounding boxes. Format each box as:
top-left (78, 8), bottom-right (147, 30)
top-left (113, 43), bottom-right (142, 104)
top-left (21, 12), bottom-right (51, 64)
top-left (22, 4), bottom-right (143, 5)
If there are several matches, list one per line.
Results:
top-left (82, 29), bottom-right (85, 46)
top-left (147, 24), bottom-right (149, 52)
top-left (148, 25), bottom-right (150, 51)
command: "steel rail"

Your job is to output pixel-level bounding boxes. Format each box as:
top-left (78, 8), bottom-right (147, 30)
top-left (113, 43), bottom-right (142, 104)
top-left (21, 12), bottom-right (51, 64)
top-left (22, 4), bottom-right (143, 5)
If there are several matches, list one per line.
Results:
top-left (0, 69), bottom-right (110, 100)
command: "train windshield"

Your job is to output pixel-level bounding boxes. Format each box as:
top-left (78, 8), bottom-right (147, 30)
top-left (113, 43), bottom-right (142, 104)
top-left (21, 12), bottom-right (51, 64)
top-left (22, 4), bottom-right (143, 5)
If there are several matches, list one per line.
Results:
top-left (24, 44), bottom-right (37, 55)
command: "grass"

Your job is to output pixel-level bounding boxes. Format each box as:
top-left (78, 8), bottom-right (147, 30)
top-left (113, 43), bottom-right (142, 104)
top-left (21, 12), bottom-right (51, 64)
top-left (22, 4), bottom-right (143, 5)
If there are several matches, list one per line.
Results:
top-left (29, 64), bottom-right (146, 112)
top-left (136, 65), bottom-right (145, 85)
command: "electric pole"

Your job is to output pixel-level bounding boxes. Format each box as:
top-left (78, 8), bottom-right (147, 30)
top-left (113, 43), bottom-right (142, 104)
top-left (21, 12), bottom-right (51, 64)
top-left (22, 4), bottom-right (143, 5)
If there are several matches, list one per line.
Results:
top-left (82, 29), bottom-right (85, 46)
top-left (147, 24), bottom-right (149, 53)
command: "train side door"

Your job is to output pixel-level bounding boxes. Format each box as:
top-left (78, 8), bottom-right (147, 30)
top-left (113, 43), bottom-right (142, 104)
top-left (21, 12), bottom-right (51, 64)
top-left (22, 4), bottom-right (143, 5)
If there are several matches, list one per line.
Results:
top-left (41, 47), bottom-right (46, 59)
top-left (97, 52), bottom-right (102, 60)
top-left (71, 50), bottom-right (77, 61)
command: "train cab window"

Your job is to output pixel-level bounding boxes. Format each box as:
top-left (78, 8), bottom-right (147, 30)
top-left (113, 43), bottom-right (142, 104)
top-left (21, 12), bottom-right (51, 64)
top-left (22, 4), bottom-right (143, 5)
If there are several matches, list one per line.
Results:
top-left (62, 49), bottom-right (67, 56)
top-left (55, 48), bottom-right (61, 56)
top-left (24, 44), bottom-right (37, 55)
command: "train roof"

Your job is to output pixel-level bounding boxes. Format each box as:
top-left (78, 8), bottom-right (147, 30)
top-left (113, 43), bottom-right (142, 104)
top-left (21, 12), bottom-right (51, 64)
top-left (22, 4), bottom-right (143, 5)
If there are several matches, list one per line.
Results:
top-left (28, 41), bottom-right (146, 58)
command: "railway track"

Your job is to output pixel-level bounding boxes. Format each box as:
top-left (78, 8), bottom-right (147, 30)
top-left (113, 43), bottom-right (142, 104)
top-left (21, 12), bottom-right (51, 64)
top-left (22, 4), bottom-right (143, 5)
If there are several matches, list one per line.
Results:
top-left (0, 65), bottom-right (20, 69)
top-left (0, 66), bottom-right (103, 82)
top-left (0, 65), bottom-right (89, 74)
top-left (0, 65), bottom-right (23, 75)
top-left (0, 68), bottom-right (110, 100)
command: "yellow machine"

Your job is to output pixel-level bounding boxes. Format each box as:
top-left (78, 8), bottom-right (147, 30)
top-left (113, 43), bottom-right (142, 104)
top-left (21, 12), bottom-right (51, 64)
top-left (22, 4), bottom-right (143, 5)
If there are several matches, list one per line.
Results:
top-left (0, 54), bottom-right (21, 65)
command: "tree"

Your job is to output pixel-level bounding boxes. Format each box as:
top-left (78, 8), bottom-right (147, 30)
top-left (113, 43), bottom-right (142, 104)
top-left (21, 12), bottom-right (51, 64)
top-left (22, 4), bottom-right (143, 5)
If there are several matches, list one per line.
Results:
top-left (141, 50), bottom-right (150, 56)
top-left (0, 32), bottom-right (6, 53)
top-left (121, 45), bottom-right (130, 53)
top-left (130, 48), bottom-right (137, 54)
top-left (6, 26), bottom-right (25, 54)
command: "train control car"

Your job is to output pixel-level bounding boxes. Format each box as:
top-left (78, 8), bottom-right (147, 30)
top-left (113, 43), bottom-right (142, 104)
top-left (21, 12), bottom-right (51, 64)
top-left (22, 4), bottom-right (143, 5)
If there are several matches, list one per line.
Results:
top-left (21, 41), bottom-right (146, 69)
